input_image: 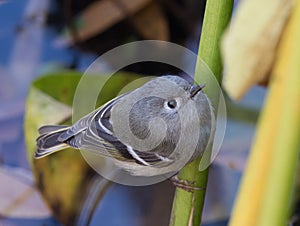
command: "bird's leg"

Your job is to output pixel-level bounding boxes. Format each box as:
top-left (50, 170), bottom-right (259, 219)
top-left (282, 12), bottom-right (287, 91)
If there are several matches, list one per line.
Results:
top-left (170, 175), bottom-right (206, 192)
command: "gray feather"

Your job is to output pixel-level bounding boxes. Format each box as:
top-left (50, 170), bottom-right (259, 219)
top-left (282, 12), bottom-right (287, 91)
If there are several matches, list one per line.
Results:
top-left (35, 75), bottom-right (214, 177)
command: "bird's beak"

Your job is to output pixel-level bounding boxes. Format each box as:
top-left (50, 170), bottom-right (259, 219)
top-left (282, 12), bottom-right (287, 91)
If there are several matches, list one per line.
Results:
top-left (190, 84), bottom-right (206, 98)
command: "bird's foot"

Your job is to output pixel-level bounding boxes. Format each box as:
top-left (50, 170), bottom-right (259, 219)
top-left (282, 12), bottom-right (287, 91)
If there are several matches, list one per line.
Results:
top-left (170, 175), bottom-right (206, 192)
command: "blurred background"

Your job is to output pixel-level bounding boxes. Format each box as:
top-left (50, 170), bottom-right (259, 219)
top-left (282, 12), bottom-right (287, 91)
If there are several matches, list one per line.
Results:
top-left (0, 0), bottom-right (266, 226)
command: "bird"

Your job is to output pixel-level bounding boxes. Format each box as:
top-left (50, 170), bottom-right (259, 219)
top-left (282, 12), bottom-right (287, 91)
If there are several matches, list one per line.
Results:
top-left (35, 75), bottom-right (214, 177)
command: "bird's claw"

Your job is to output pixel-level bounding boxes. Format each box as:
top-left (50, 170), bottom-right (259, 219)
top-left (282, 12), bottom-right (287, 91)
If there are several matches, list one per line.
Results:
top-left (170, 175), bottom-right (206, 192)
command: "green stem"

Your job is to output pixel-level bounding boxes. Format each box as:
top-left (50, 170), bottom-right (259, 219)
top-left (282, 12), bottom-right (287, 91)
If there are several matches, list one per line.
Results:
top-left (169, 1), bottom-right (233, 226)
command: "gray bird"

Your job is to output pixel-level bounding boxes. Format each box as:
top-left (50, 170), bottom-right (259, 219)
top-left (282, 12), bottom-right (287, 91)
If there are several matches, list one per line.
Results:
top-left (36, 75), bottom-right (214, 176)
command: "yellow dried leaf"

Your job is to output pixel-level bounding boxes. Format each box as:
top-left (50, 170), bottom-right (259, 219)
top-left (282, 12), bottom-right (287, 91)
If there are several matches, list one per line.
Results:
top-left (229, 0), bottom-right (300, 225)
top-left (132, 1), bottom-right (169, 40)
top-left (222, 0), bottom-right (295, 100)
top-left (25, 87), bottom-right (71, 165)
top-left (65, 0), bottom-right (151, 44)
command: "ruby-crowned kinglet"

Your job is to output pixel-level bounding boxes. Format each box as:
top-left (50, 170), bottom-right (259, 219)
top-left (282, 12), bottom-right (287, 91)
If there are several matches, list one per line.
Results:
top-left (35, 75), bottom-right (214, 176)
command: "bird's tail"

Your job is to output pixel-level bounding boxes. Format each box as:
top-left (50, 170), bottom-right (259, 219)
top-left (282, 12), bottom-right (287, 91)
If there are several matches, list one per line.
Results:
top-left (35, 125), bottom-right (70, 159)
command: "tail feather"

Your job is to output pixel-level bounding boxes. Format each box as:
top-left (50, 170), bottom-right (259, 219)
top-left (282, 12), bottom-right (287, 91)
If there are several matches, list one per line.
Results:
top-left (35, 125), bottom-right (70, 159)
top-left (38, 125), bottom-right (69, 135)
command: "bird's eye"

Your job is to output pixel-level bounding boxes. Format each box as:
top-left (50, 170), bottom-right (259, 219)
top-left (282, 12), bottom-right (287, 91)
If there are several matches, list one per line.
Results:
top-left (167, 99), bottom-right (177, 109)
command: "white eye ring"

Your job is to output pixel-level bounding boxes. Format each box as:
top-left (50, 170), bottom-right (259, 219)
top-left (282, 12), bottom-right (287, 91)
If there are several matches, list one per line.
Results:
top-left (164, 98), bottom-right (179, 110)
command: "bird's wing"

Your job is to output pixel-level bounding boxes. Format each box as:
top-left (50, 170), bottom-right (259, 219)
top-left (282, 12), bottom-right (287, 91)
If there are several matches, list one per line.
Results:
top-left (58, 93), bottom-right (173, 166)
